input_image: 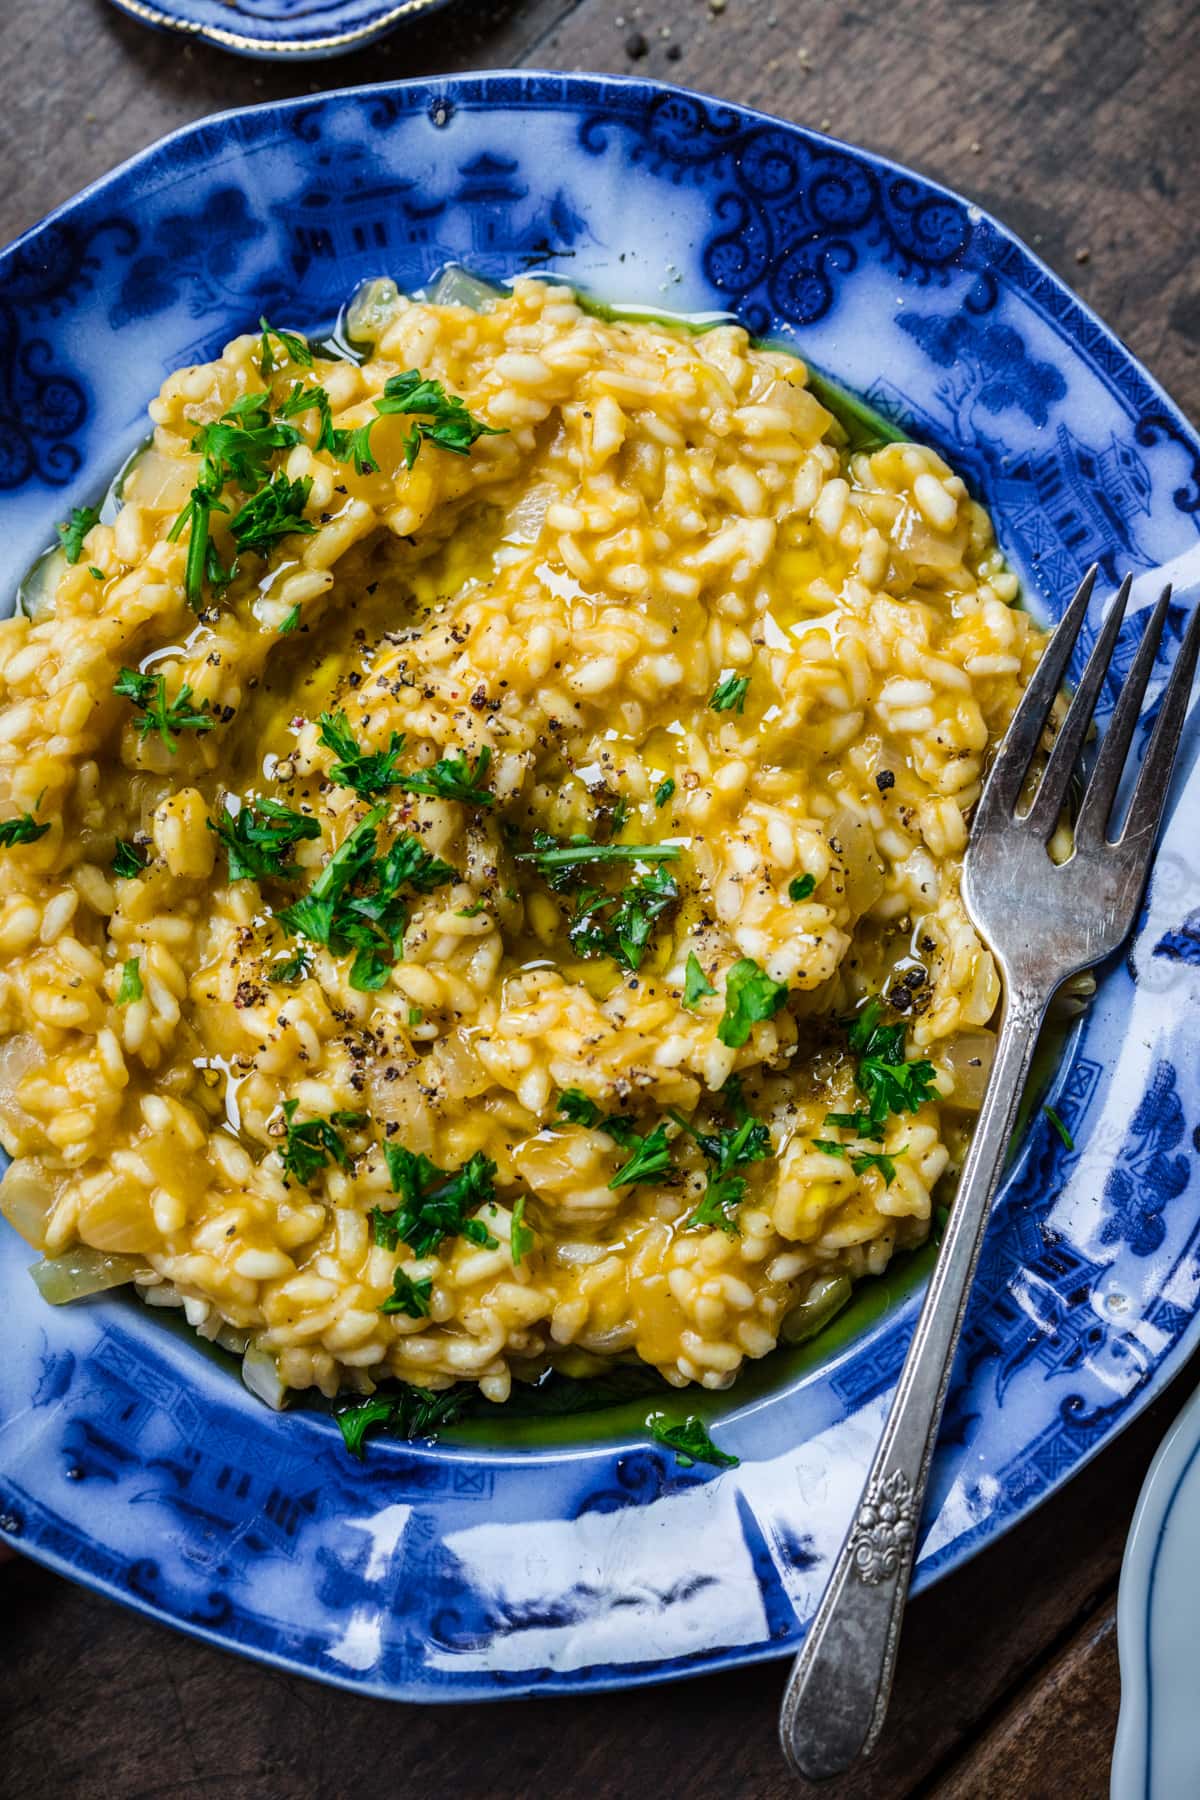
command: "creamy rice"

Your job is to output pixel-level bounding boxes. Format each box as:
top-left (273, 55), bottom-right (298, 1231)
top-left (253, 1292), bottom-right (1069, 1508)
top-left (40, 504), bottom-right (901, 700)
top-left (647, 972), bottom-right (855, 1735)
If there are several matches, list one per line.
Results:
top-left (0, 276), bottom-right (1046, 1412)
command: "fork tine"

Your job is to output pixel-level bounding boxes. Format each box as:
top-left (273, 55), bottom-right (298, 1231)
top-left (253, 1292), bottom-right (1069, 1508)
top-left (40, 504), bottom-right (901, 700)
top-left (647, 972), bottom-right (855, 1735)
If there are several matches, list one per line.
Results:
top-left (1112, 596), bottom-right (1200, 852)
top-left (1023, 573), bottom-right (1132, 840)
top-left (1074, 585), bottom-right (1174, 846)
top-left (974, 563), bottom-right (1097, 830)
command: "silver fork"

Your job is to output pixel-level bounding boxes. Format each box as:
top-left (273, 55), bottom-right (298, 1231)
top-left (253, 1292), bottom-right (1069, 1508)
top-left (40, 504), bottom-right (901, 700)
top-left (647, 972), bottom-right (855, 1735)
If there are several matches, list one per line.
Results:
top-left (779, 566), bottom-right (1200, 1782)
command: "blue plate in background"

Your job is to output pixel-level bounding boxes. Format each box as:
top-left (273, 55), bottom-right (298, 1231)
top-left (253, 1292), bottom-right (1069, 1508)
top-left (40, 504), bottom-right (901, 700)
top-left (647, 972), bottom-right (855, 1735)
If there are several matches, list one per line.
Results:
top-left (104, 0), bottom-right (445, 60)
top-left (2, 74), bottom-right (1200, 1702)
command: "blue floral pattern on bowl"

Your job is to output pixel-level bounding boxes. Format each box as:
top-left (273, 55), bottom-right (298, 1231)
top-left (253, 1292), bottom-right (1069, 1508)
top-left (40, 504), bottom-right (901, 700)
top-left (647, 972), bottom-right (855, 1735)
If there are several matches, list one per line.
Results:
top-left (102, 0), bottom-right (447, 59)
top-left (2, 74), bottom-right (1199, 1701)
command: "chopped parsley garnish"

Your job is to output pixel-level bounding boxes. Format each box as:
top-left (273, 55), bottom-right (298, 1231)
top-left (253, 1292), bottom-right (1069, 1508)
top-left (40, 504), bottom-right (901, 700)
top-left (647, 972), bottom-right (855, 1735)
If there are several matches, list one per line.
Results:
top-left (457, 902), bottom-right (486, 918)
top-left (116, 958), bottom-right (143, 1005)
top-left (653, 777), bottom-right (676, 807)
top-left (276, 805), bottom-right (454, 991)
top-left (510, 1195), bottom-right (534, 1265)
top-left (318, 710), bottom-right (406, 797)
top-left (112, 668), bottom-right (214, 753)
top-left (278, 1099), bottom-right (365, 1186)
top-left (211, 797), bottom-right (321, 881)
top-left (112, 839), bottom-right (147, 878)
top-left (608, 1121), bottom-right (674, 1189)
top-left (646, 1413), bottom-right (739, 1470)
top-left (516, 834), bottom-right (680, 883)
top-left (258, 318), bottom-right (313, 381)
top-left (57, 505), bottom-right (100, 564)
top-left (1044, 1104), bottom-right (1074, 1152)
top-left (270, 946), bottom-right (312, 984)
top-left (357, 369), bottom-right (505, 471)
top-left (395, 746), bottom-right (494, 807)
top-left (168, 394), bottom-right (302, 607)
top-left (812, 1139), bottom-right (903, 1184)
top-left (683, 951), bottom-right (716, 1008)
top-left (370, 1146), bottom-right (498, 1259)
top-left (717, 958), bottom-right (789, 1049)
top-left (569, 866), bottom-right (679, 973)
top-left (0, 810), bottom-right (50, 849)
top-left (336, 1383), bottom-right (472, 1459)
top-left (278, 604), bottom-right (302, 635)
top-left (88, 566), bottom-right (105, 581)
top-left (379, 1270), bottom-right (433, 1318)
top-left (675, 1079), bottom-right (772, 1232)
top-left (788, 873), bottom-right (816, 901)
top-left (229, 472), bottom-right (314, 558)
top-left (841, 999), bottom-right (938, 1136)
top-left (556, 1088), bottom-right (605, 1128)
top-left (710, 673), bottom-right (750, 714)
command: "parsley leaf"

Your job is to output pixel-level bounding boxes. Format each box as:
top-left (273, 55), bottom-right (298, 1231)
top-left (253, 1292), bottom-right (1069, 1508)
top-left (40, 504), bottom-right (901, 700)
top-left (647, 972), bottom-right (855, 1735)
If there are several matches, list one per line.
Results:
top-left (113, 668), bottom-right (215, 753)
top-left (168, 395), bottom-right (302, 607)
top-left (0, 810), bottom-right (50, 849)
top-left (710, 673), bottom-right (750, 714)
top-left (270, 946), bottom-right (312, 984)
top-left (379, 1269), bottom-right (433, 1318)
top-left (211, 797), bottom-right (321, 881)
top-left (318, 710), bottom-right (406, 797)
top-left (653, 777), bottom-right (675, 807)
top-left (258, 318), bottom-right (313, 382)
top-left (116, 958), bottom-right (143, 1005)
top-left (608, 1121), bottom-right (673, 1189)
top-left (278, 604), bottom-right (302, 635)
top-left (359, 369), bottom-right (505, 470)
top-left (395, 746), bottom-right (494, 807)
top-left (556, 1088), bottom-right (605, 1128)
top-left (676, 1080), bottom-right (772, 1232)
top-left (646, 1412), bottom-right (739, 1469)
top-left (788, 873), bottom-right (816, 901)
top-left (230, 473), bottom-right (314, 557)
top-left (277, 803), bottom-right (456, 991)
top-left (371, 1146), bottom-right (498, 1259)
top-left (717, 958), bottom-right (789, 1049)
top-left (683, 951), bottom-right (716, 1007)
top-left (278, 1099), bottom-right (364, 1186)
top-left (570, 866), bottom-right (679, 973)
top-left (510, 1194), bottom-right (534, 1265)
top-left (336, 1383), bottom-right (472, 1458)
top-left (516, 833), bottom-right (680, 883)
top-left (1044, 1104), bottom-right (1074, 1151)
top-left (112, 839), bottom-right (146, 878)
top-left (843, 999), bottom-right (938, 1134)
top-left (57, 505), bottom-right (101, 564)
top-left (812, 1139), bottom-right (903, 1183)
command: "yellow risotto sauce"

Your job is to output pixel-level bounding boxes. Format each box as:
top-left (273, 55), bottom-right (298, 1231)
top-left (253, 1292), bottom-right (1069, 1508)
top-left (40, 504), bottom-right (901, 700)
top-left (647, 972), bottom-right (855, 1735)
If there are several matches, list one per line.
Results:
top-left (0, 275), bottom-right (1047, 1414)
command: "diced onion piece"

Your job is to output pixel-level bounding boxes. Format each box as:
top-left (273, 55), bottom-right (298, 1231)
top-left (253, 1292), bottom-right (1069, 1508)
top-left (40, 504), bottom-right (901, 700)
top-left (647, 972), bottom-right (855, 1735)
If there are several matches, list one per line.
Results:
top-left (0, 1156), bottom-right (57, 1249)
top-left (241, 1346), bottom-right (288, 1412)
top-left (344, 276), bottom-right (400, 346)
top-left (941, 1029), bottom-right (997, 1110)
top-left (827, 806), bottom-right (885, 917)
top-left (780, 1273), bottom-right (852, 1346)
top-left (29, 1246), bottom-right (148, 1304)
top-left (17, 546), bottom-right (66, 621)
top-left (425, 264), bottom-right (507, 311)
top-left (215, 1323), bottom-right (251, 1357)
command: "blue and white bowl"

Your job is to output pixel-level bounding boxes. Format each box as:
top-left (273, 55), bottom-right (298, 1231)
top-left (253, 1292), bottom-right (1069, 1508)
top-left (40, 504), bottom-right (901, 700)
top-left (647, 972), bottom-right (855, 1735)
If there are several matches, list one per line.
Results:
top-left (2, 74), bottom-right (1199, 1702)
top-left (103, 0), bottom-right (444, 60)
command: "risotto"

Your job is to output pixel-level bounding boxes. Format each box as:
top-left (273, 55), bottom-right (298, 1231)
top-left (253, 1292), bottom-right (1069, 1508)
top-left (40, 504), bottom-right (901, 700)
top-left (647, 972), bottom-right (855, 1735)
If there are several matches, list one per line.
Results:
top-left (0, 274), bottom-right (1047, 1428)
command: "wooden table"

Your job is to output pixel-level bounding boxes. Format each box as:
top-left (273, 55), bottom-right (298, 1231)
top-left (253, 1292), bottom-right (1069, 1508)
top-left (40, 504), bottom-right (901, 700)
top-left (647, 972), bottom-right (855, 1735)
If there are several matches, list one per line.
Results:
top-left (2, 2), bottom-right (1198, 1794)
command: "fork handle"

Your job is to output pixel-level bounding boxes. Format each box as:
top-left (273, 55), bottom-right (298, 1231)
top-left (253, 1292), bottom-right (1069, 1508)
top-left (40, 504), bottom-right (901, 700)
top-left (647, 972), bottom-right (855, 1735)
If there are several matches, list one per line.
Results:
top-left (779, 980), bottom-right (1046, 1781)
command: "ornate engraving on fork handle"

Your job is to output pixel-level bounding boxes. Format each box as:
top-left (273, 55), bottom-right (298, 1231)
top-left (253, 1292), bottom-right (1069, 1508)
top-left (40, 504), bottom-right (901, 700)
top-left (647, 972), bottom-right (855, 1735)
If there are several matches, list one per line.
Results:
top-left (847, 1469), bottom-right (917, 1585)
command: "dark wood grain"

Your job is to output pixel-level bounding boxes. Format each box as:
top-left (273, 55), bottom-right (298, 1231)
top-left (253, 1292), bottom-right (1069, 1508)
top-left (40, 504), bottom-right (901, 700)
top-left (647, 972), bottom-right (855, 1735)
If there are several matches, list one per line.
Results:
top-left (2, 2), bottom-right (1199, 1795)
